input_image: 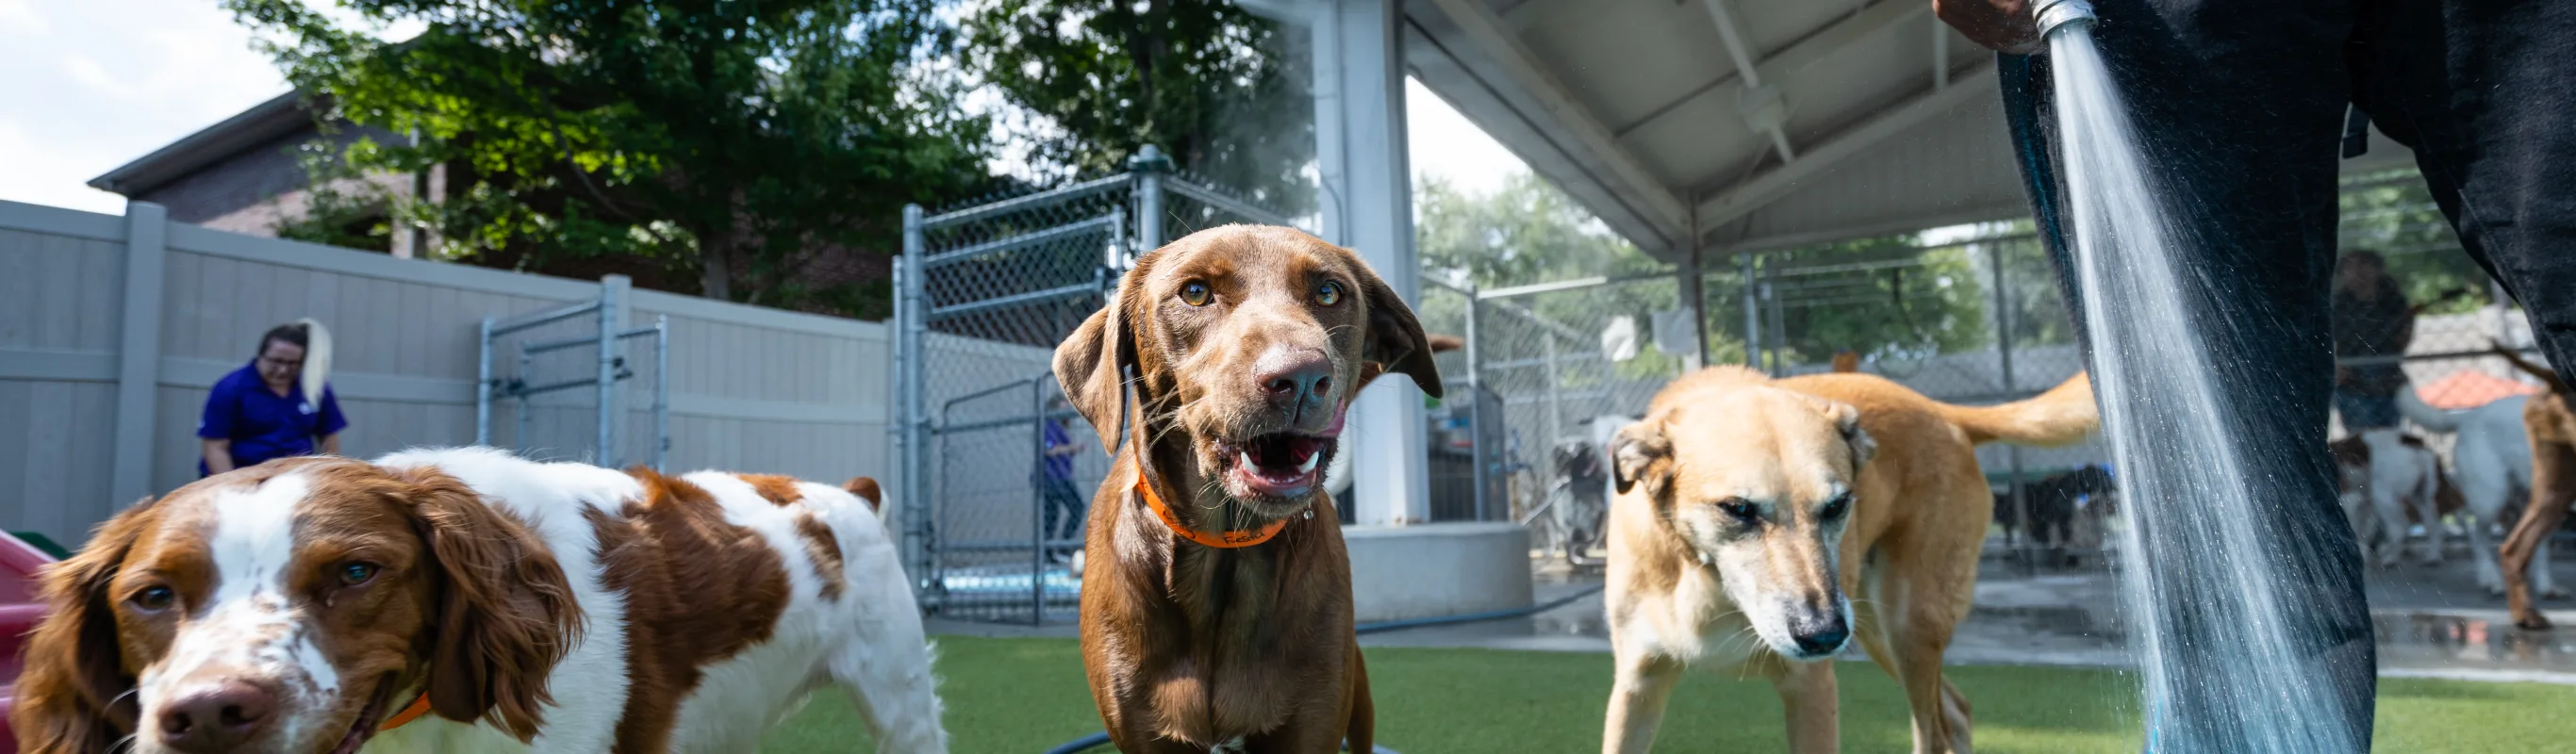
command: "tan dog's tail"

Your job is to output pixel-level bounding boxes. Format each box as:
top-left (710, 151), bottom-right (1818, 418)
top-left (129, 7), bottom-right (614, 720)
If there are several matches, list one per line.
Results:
top-left (1933, 372), bottom-right (2099, 447)
top-left (2492, 340), bottom-right (2568, 393)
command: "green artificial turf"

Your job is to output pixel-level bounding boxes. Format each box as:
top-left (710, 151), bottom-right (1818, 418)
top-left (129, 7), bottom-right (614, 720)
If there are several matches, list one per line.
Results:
top-left (762, 636), bottom-right (2576, 753)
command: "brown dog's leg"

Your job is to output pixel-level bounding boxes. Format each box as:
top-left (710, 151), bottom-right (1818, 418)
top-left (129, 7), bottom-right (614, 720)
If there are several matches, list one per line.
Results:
top-left (1344, 646), bottom-right (1375, 753)
top-left (2503, 439), bottom-right (2576, 629)
top-left (1601, 652), bottom-right (1683, 754)
top-left (1769, 658), bottom-right (1841, 754)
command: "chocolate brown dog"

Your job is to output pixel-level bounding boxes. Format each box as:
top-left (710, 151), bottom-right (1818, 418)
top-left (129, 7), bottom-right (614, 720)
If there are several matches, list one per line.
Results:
top-left (1053, 224), bottom-right (1440, 752)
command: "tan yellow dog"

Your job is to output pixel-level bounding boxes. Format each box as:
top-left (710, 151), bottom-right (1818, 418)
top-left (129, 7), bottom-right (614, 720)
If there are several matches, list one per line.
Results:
top-left (1601, 367), bottom-right (2096, 754)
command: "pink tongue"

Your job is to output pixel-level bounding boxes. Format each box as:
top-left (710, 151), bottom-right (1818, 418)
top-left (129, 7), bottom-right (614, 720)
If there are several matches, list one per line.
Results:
top-left (1318, 400), bottom-right (1349, 437)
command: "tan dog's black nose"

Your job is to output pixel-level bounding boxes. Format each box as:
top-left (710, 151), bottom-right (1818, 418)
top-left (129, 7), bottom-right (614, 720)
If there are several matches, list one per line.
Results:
top-left (159, 680), bottom-right (277, 752)
top-left (1254, 348), bottom-right (1334, 416)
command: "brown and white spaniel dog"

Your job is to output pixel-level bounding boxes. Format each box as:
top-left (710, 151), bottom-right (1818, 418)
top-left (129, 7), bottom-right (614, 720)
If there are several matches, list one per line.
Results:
top-left (9, 448), bottom-right (947, 754)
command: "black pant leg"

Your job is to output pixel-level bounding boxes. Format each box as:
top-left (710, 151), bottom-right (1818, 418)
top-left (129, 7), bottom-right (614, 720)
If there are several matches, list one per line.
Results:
top-left (2355, 0), bottom-right (2576, 385)
top-left (2003, 0), bottom-right (2377, 748)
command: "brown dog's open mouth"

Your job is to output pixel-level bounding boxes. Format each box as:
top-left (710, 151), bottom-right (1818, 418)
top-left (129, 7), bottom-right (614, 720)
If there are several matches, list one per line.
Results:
top-left (1221, 433), bottom-right (1335, 499)
top-left (327, 674), bottom-right (399, 754)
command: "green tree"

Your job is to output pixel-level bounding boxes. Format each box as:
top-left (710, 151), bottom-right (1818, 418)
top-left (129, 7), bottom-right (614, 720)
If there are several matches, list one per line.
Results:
top-left (2338, 168), bottom-right (2490, 314)
top-left (963, 0), bottom-right (1313, 213)
top-left (225, 0), bottom-right (990, 313)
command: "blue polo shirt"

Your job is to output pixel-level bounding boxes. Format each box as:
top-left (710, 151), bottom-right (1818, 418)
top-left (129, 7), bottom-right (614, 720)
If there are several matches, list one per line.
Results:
top-left (198, 364), bottom-right (348, 476)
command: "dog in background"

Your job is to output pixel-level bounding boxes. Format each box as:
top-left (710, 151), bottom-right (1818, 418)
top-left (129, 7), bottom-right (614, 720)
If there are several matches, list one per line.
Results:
top-left (1601, 367), bottom-right (2096, 754)
top-left (2398, 385), bottom-right (2557, 596)
top-left (2490, 346), bottom-right (2576, 629)
top-left (1993, 466), bottom-right (2117, 567)
top-left (2330, 430), bottom-right (2451, 568)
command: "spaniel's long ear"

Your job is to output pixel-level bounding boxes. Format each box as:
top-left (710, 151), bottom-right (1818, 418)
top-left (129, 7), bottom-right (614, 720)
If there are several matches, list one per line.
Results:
top-left (1054, 253), bottom-right (1159, 452)
top-left (14, 499), bottom-right (160, 753)
top-left (400, 467), bottom-right (581, 744)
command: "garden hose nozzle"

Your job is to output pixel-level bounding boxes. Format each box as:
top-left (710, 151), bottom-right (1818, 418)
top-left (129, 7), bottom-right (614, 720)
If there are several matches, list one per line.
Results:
top-left (2034, 0), bottom-right (2097, 41)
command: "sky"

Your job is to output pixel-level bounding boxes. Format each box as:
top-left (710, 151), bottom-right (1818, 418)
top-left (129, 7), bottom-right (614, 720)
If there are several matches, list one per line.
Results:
top-left (0, 0), bottom-right (1530, 216)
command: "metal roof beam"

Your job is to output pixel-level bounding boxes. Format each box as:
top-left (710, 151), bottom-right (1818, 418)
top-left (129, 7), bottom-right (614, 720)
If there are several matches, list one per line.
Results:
top-left (1615, 0), bottom-right (1928, 138)
top-left (1692, 62), bottom-right (1997, 235)
top-left (1697, 0), bottom-right (1796, 163)
top-left (1423, 0), bottom-right (1691, 234)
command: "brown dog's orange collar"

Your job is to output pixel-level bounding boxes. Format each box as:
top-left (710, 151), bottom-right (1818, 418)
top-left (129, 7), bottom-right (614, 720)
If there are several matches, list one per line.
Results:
top-left (381, 693), bottom-right (433, 731)
top-left (1128, 452), bottom-right (1296, 548)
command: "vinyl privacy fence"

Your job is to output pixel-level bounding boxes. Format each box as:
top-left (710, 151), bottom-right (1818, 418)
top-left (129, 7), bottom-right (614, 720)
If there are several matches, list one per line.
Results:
top-left (0, 199), bottom-right (899, 549)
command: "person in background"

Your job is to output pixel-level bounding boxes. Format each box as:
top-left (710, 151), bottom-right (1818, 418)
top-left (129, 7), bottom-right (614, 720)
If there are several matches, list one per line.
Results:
top-left (2331, 251), bottom-right (2413, 431)
top-left (200, 319), bottom-right (347, 476)
top-left (1039, 395), bottom-right (1085, 563)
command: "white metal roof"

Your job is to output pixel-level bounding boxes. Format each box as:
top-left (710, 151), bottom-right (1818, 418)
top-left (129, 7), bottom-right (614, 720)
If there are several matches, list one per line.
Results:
top-left (1401, 0), bottom-right (2418, 261)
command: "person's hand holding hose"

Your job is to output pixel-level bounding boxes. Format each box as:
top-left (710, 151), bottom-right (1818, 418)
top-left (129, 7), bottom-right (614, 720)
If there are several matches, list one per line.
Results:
top-left (1936, 0), bottom-right (2041, 54)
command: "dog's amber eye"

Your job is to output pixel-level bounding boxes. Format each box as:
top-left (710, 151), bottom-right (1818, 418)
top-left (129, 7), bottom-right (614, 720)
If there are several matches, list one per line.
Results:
top-left (1717, 499), bottom-right (1761, 525)
top-left (1180, 280), bottom-right (1213, 307)
top-left (129, 585), bottom-right (175, 612)
top-left (338, 562), bottom-right (380, 587)
top-left (1314, 281), bottom-right (1344, 306)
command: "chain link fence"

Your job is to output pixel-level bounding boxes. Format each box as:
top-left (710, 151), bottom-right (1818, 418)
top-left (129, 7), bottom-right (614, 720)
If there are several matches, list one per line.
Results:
top-left (1433, 227), bottom-right (2107, 569)
top-left (893, 147), bottom-right (1306, 624)
top-left (475, 276), bottom-right (670, 470)
top-left (1427, 166), bottom-right (2552, 574)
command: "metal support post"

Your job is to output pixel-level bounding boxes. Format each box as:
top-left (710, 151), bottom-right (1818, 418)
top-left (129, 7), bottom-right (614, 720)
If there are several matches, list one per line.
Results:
top-left (1463, 287), bottom-right (1487, 520)
top-left (475, 317), bottom-right (494, 446)
top-left (900, 204), bottom-right (933, 591)
top-left (1740, 254), bottom-right (1763, 369)
top-left (1131, 144), bottom-right (1167, 254)
top-left (653, 316), bottom-right (670, 471)
top-left (1765, 256), bottom-right (1787, 375)
top-left (1031, 380), bottom-right (1049, 626)
top-left (1684, 246), bottom-right (1710, 368)
top-left (1990, 242), bottom-right (2032, 570)
top-left (596, 275), bottom-right (628, 467)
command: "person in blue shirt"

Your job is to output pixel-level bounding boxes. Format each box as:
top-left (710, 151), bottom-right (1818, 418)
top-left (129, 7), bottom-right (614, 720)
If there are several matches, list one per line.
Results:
top-left (200, 319), bottom-right (347, 476)
top-left (1039, 395), bottom-right (1085, 563)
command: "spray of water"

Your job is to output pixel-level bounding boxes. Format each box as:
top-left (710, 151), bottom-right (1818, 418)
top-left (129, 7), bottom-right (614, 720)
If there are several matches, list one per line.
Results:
top-left (2045, 15), bottom-right (2363, 754)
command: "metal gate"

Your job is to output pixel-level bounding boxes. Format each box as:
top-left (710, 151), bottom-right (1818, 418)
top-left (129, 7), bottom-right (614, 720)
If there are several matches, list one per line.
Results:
top-left (474, 274), bottom-right (670, 469)
top-left (894, 146), bottom-right (1304, 623)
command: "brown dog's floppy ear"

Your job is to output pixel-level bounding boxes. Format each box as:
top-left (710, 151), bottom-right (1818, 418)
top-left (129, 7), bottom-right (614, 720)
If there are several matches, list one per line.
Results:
top-left (1611, 420), bottom-right (1675, 496)
top-left (1056, 257), bottom-right (1155, 452)
top-left (13, 499), bottom-right (159, 752)
top-left (1353, 260), bottom-right (1444, 400)
top-left (400, 467), bottom-right (582, 743)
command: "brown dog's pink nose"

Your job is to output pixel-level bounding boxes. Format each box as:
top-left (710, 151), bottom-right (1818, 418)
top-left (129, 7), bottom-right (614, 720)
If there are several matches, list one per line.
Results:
top-left (159, 680), bottom-right (277, 752)
top-left (1254, 349), bottom-right (1334, 413)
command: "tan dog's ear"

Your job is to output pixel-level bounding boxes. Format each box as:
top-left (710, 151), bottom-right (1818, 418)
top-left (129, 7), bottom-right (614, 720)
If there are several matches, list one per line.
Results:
top-left (1055, 269), bottom-right (1145, 452)
top-left (402, 468), bottom-right (582, 743)
top-left (1353, 261), bottom-right (1444, 400)
top-left (14, 499), bottom-right (159, 752)
top-left (1819, 401), bottom-right (1877, 467)
top-left (1611, 420), bottom-right (1675, 496)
